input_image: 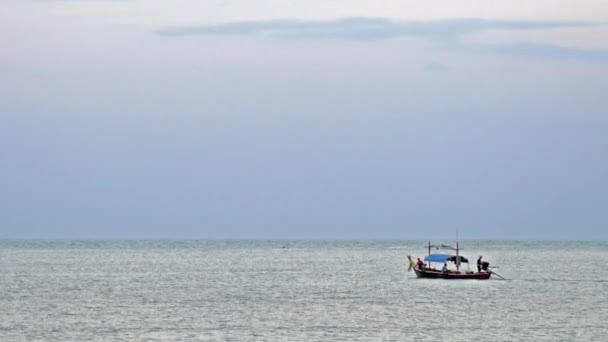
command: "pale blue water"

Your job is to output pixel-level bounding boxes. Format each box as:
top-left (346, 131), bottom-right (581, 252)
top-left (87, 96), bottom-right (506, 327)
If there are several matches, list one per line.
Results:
top-left (1, 240), bottom-right (607, 341)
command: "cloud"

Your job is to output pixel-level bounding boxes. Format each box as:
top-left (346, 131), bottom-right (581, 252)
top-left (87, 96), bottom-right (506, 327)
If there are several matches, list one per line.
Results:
top-left (157, 17), bottom-right (608, 63)
top-left (423, 61), bottom-right (451, 71)
top-left (474, 42), bottom-right (608, 62)
top-left (157, 17), bottom-right (590, 41)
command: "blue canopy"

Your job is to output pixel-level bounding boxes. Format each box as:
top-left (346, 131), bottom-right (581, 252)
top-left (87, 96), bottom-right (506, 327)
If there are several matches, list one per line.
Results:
top-left (424, 254), bottom-right (452, 263)
top-left (424, 254), bottom-right (469, 263)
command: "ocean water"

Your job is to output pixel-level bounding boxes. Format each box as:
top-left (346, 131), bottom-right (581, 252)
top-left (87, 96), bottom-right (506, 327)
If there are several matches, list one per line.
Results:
top-left (1, 240), bottom-right (607, 341)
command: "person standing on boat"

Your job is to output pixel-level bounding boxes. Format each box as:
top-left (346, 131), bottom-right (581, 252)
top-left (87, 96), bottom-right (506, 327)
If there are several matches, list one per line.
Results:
top-left (477, 256), bottom-right (483, 272)
top-left (416, 258), bottom-right (425, 269)
top-left (442, 262), bottom-right (448, 273)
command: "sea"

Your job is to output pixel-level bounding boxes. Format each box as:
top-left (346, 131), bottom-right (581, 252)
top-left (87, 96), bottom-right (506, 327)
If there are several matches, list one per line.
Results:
top-left (1, 240), bottom-right (607, 341)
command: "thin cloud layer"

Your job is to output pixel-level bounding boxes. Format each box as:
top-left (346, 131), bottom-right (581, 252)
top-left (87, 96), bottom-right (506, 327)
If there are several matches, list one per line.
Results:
top-left (158, 17), bottom-right (590, 40)
top-left (477, 42), bottom-right (608, 62)
top-left (424, 62), bottom-right (451, 71)
top-left (157, 17), bottom-right (608, 62)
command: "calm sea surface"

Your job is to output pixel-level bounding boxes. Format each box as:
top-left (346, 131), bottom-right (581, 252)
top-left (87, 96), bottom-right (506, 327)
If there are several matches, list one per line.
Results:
top-left (1, 240), bottom-right (607, 341)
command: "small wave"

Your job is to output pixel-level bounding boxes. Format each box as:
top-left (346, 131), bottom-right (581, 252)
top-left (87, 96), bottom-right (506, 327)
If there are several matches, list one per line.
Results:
top-left (516, 278), bottom-right (608, 283)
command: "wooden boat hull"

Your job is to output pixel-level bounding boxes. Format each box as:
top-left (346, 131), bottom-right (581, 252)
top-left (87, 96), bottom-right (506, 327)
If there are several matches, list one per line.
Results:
top-left (414, 267), bottom-right (491, 280)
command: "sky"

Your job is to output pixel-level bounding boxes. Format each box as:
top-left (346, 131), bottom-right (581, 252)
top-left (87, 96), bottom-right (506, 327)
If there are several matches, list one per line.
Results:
top-left (1, 0), bottom-right (608, 239)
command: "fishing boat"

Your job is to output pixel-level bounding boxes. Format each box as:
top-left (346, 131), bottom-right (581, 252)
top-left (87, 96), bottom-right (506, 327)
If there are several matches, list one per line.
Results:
top-left (408, 241), bottom-right (493, 280)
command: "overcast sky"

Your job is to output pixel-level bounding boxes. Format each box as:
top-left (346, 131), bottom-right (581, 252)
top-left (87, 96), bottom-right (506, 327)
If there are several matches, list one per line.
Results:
top-left (1, 0), bottom-right (608, 239)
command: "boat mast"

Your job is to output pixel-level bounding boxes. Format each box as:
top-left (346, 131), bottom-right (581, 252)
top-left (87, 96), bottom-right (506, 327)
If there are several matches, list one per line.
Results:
top-left (456, 241), bottom-right (460, 272)
top-left (428, 241), bottom-right (431, 267)
top-left (455, 230), bottom-right (460, 272)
